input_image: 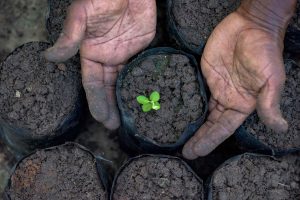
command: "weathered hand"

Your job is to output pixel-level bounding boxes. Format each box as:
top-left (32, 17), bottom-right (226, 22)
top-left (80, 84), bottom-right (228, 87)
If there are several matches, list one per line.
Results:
top-left (183, 0), bottom-right (296, 159)
top-left (44, 0), bottom-right (156, 130)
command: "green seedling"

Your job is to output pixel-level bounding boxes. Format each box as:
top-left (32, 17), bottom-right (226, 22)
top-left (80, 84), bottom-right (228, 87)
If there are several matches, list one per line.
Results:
top-left (137, 91), bottom-right (161, 112)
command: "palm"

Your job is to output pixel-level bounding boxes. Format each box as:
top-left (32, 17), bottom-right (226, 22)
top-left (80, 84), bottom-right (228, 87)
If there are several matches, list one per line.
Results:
top-left (80, 0), bottom-right (156, 65)
top-left (183, 12), bottom-right (287, 159)
top-left (45, 0), bottom-right (156, 130)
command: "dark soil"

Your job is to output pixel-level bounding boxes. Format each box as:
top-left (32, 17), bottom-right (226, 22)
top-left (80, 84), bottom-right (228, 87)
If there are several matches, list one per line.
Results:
top-left (0, 42), bottom-right (81, 137)
top-left (187, 136), bottom-right (243, 181)
top-left (5, 143), bottom-right (106, 200)
top-left (211, 153), bottom-right (300, 200)
top-left (120, 54), bottom-right (204, 144)
top-left (112, 156), bottom-right (203, 200)
top-left (0, 50), bottom-right (9, 63)
top-left (171, 0), bottom-right (241, 50)
top-left (243, 61), bottom-right (300, 150)
top-left (47, 0), bottom-right (73, 43)
top-left (288, 0), bottom-right (300, 31)
top-left (149, 1), bottom-right (176, 48)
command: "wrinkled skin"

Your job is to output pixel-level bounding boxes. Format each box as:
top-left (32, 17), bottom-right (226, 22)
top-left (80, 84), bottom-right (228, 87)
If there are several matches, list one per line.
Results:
top-left (183, 1), bottom-right (296, 159)
top-left (45, 0), bottom-right (156, 130)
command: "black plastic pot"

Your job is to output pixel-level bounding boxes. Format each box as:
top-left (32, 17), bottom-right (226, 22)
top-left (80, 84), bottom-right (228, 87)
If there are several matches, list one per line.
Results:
top-left (234, 126), bottom-right (300, 156)
top-left (3, 142), bottom-right (110, 200)
top-left (0, 42), bottom-right (83, 157)
top-left (167, 0), bottom-right (241, 55)
top-left (234, 60), bottom-right (300, 156)
top-left (284, 2), bottom-right (300, 53)
top-left (166, 0), bottom-right (204, 55)
top-left (116, 47), bottom-right (208, 154)
top-left (285, 27), bottom-right (300, 53)
top-left (110, 154), bottom-right (204, 200)
top-left (46, 0), bottom-right (73, 44)
top-left (206, 152), bottom-right (300, 200)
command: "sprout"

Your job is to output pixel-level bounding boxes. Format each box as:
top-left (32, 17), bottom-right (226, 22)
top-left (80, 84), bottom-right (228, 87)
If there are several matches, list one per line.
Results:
top-left (136, 91), bottom-right (161, 112)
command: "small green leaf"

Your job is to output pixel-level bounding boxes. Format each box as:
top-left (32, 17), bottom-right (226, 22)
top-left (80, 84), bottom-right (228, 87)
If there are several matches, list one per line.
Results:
top-left (152, 102), bottom-right (161, 110)
top-left (142, 103), bottom-right (152, 112)
top-left (137, 96), bottom-right (150, 105)
top-left (150, 91), bottom-right (160, 102)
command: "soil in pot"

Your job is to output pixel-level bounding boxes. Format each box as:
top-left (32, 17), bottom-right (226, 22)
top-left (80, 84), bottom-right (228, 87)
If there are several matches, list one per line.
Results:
top-left (0, 42), bottom-right (81, 137)
top-left (242, 61), bottom-right (300, 150)
top-left (149, 0), bottom-right (176, 48)
top-left (4, 143), bottom-right (106, 200)
top-left (111, 156), bottom-right (204, 200)
top-left (288, 1), bottom-right (300, 31)
top-left (120, 54), bottom-right (205, 144)
top-left (0, 0), bottom-right (48, 63)
top-left (210, 153), bottom-right (300, 200)
top-left (170, 0), bottom-right (241, 51)
top-left (47, 0), bottom-right (73, 43)
top-left (285, 1), bottom-right (300, 53)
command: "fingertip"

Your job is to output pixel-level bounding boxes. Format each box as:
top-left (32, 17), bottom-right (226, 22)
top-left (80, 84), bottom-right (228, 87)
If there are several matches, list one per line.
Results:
top-left (43, 48), bottom-right (54, 62)
top-left (104, 103), bottom-right (121, 130)
top-left (103, 117), bottom-right (120, 130)
top-left (90, 105), bottom-right (109, 123)
top-left (193, 143), bottom-right (212, 157)
top-left (259, 112), bottom-right (288, 133)
top-left (182, 143), bottom-right (199, 160)
top-left (276, 118), bottom-right (288, 133)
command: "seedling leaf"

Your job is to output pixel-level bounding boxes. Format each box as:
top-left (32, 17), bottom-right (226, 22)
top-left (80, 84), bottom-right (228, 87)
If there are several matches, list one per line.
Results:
top-left (152, 102), bottom-right (160, 110)
top-left (150, 91), bottom-right (160, 102)
top-left (137, 96), bottom-right (150, 105)
top-left (142, 103), bottom-right (152, 112)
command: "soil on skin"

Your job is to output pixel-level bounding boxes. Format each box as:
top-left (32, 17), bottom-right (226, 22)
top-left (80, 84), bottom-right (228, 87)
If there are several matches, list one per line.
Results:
top-left (0, 42), bottom-right (81, 137)
top-left (121, 54), bottom-right (204, 144)
top-left (171, 0), bottom-right (241, 50)
top-left (243, 61), bottom-right (300, 150)
top-left (47, 0), bottom-right (73, 43)
top-left (5, 144), bottom-right (106, 200)
top-left (112, 156), bottom-right (203, 200)
top-left (211, 153), bottom-right (300, 200)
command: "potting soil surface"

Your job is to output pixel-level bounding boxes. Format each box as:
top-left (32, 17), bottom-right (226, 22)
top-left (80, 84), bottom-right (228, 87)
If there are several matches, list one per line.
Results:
top-left (0, 42), bottom-right (81, 137)
top-left (211, 153), bottom-right (300, 200)
top-left (112, 156), bottom-right (203, 200)
top-left (171, 0), bottom-right (241, 49)
top-left (5, 144), bottom-right (106, 200)
top-left (243, 60), bottom-right (300, 150)
top-left (121, 54), bottom-right (204, 144)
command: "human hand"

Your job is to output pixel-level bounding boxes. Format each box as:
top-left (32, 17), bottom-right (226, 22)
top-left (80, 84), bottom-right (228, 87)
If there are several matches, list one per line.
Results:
top-left (183, 0), bottom-right (296, 159)
top-left (44, 0), bottom-right (156, 130)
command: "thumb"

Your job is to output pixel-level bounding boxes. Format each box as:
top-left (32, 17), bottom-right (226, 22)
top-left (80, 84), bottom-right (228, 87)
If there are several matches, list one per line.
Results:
top-left (256, 65), bottom-right (288, 133)
top-left (44, 0), bottom-right (87, 62)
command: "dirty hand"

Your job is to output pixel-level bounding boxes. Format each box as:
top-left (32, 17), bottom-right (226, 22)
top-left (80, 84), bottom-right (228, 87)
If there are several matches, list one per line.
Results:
top-left (44, 0), bottom-right (156, 130)
top-left (183, 0), bottom-right (296, 159)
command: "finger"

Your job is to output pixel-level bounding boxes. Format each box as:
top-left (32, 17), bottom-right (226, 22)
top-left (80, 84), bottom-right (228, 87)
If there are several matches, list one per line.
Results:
top-left (183, 108), bottom-right (248, 160)
top-left (182, 101), bottom-right (224, 159)
top-left (81, 58), bottom-right (109, 123)
top-left (209, 98), bottom-right (218, 112)
top-left (102, 65), bottom-right (123, 130)
top-left (256, 70), bottom-right (288, 133)
top-left (44, 0), bottom-right (87, 62)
